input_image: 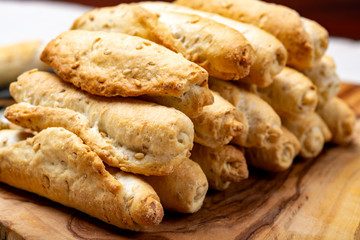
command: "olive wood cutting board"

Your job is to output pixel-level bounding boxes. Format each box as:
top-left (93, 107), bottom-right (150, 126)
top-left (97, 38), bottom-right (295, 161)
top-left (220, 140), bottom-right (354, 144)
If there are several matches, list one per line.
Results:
top-left (0, 83), bottom-right (360, 240)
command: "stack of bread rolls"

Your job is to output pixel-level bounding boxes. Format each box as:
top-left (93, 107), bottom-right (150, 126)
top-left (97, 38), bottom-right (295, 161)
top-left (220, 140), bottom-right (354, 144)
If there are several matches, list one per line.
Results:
top-left (0, 0), bottom-right (356, 232)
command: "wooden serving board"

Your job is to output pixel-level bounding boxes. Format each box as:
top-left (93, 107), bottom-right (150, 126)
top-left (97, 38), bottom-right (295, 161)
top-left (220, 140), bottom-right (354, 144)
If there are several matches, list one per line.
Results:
top-left (1, 84), bottom-right (360, 240)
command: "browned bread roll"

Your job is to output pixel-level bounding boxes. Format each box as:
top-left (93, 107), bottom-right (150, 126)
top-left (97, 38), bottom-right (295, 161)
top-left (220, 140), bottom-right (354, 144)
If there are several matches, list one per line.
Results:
top-left (139, 1), bottom-right (287, 87)
top-left (209, 78), bottom-right (282, 148)
top-left (73, 4), bottom-right (255, 81)
top-left (191, 90), bottom-right (243, 148)
top-left (0, 127), bottom-right (163, 231)
top-left (245, 127), bottom-right (301, 172)
top-left (191, 143), bottom-right (248, 191)
top-left (142, 158), bottom-right (208, 213)
top-left (317, 97), bottom-right (357, 145)
top-left (254, 67), bottom-right (318, 117)
top-left (40, 30), bottom-right (208, 98)
top-left (302, 55), bottom-right (341, 106)
top-left (10, 70), bottom-right (194, 176)
top-left (175, 0), bottom-right (328, 70)
top-left (281, 112), bottom-right (332, 158)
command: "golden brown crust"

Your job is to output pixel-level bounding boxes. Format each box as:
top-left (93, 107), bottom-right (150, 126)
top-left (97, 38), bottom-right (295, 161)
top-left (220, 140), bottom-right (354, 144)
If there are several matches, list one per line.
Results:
top-left (71, 4), bottom-right (182, 54)
top-left (317, 97), bottom-right (356, 145)
top-left (190, 91), bottom-right (243, 148)
top-left (140, 2), bottom-right (287, 87)
top-left (281, 112), bottom-right (332, 158)
top-left (191, 143), bottom-right (248, 191)
top-left (175, 0), bottom-right (317, 69)
top-left (142, 84), bottom-right (214, 118)
top-left (0, 127), bottom-right (163, 230)
top-left (301, 17), bottom-right (329, 68)
top-left (209, 78), bottom-right (282, 148)
top-left (0, 40), bottom-right (50, 87)
top-left (245, 127), bottom-right (300, 172)
top-left (142, 158), bottom-right (208, 213)
top-left (254, 67), bottom-right (318, 117)
top-left (10, 70), bottom-right (194, 176)
top-left (302, 55), bottom-right (341, 106)
top-left (74, 3), bottom-right (254, 81)
top-left (40, 30), bottom-right (208, 98)
top-left (147, 10), bottom-right (254, 80)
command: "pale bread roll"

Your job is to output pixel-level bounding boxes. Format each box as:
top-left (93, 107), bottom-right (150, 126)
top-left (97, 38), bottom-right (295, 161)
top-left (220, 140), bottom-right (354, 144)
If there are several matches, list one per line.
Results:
top-left (0, 129), bottom-right (33, 148)
top-left (175, 0), bottom-right (328, 69)
top-left (209, 78), bottom-right (282, 148)
top-left (317, 97), bottom-right (356, 145)
top-left (40, 30), bottom-right (208, 98)
top-left (253, 67), bottom-right (318, 117)
top-left (302, 55), bottom-right (341, 106)
top-left (191, 143), bottom-right (248, 191)
top-left (191, 91), bottom-right (243, 148)
top-left (73, 4), bottom-right (255, 81)
top-left (0, 40), bottom-right (50, 87)
top-left (245, 127), bottom-right (301, 172)
top-left (5, 102), bottom-right (189, 176)
top-left (10, 70), bottom-right (194, 176)
top-left (0, 127), bottom-right (163, 231)
top-left (142, 158), bottom-right (208, 213)
top-left (281, 112), bottom-right (332, 158)
top-left (139, 1), bottom-right (287, 87)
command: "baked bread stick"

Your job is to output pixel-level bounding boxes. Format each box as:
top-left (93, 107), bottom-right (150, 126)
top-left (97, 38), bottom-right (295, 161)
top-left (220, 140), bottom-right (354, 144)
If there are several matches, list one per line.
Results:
top-left (254, 67), bottom-right (318, 117)
top-left (71, 4), bottom-right (181, 54)
top-left (0, 40), bottom-right (50, 87)
top-left (5, 102), bottom-right (187, 176)
top-left (73, 4), bottom-right (254, 81)
top-left (139, 1), bottom-right (287, 87)
top-left (209, 78), bottom-right (282, 148)
top-left (302, 55), bottom-right (341, 106)
top-left (141, 158), bottom-right (208, 213)
top-left (10, 70), bottom-right (194, 176)
top-left (281, 112), bottom-right (332, 158)
top-left (191, 91), bottom-right (243, 148)
top-left (40, 30), bottom-right (208, 98)
top-left (0, 127), bottom-right (163, 231)
top-left (245, 127), bottom-right (301, 172)
top-left (191, 143), bottom-right (248, 191)
top-left (175, 0), bottom-right (328, 69)
top-left (317, 97), bottom-right (356, 145)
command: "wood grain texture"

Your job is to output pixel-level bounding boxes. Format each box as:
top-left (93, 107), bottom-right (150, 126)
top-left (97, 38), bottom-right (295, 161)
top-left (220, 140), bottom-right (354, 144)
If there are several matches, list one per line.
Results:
top-left (0, 83), bottom-right (360, 240)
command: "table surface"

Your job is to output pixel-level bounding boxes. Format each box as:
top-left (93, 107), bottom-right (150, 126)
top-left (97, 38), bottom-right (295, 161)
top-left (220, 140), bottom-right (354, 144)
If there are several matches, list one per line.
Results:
top-left (0, 84), bottom-right (359, 240)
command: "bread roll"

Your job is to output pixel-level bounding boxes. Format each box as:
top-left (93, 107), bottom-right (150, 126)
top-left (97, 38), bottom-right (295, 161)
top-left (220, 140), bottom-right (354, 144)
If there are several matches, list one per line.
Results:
top-left (245, 127), bottom-right (301, 172)
top-left (0, 127), bottom-right (163, 231)
top-left (302, 55), bottom-right (341, 106)
top-left (209, 78), bottom-right (282, 148)
top-left (175, 0), bottom-right (328, 69)
top-left (0, 40), bottom-right (50, 87)
top-left (191, 143), bottom-right (248, 191)
top-left (139, 1), bottom-right (287, 87)
top-left (40, 30), bottom-right (208, 98)
top-left (317, 97), bottom-right (356, 145)
top-left (71, 4), bottom-right (181, 53)
top-left (142, 158), bottom-right (208, 213)
top-left (191, 91), bottom-right (243, 148)
top-left (73, 4), bottom-right (255, 81)
top-left (4, 102), bottom-right (187, 176)
top-left (281, 112), bottom-right (332, 158)
top-left (10, 70), bottom-right (194, 176)
top-left (254, 67), bottom-right (318, 117)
